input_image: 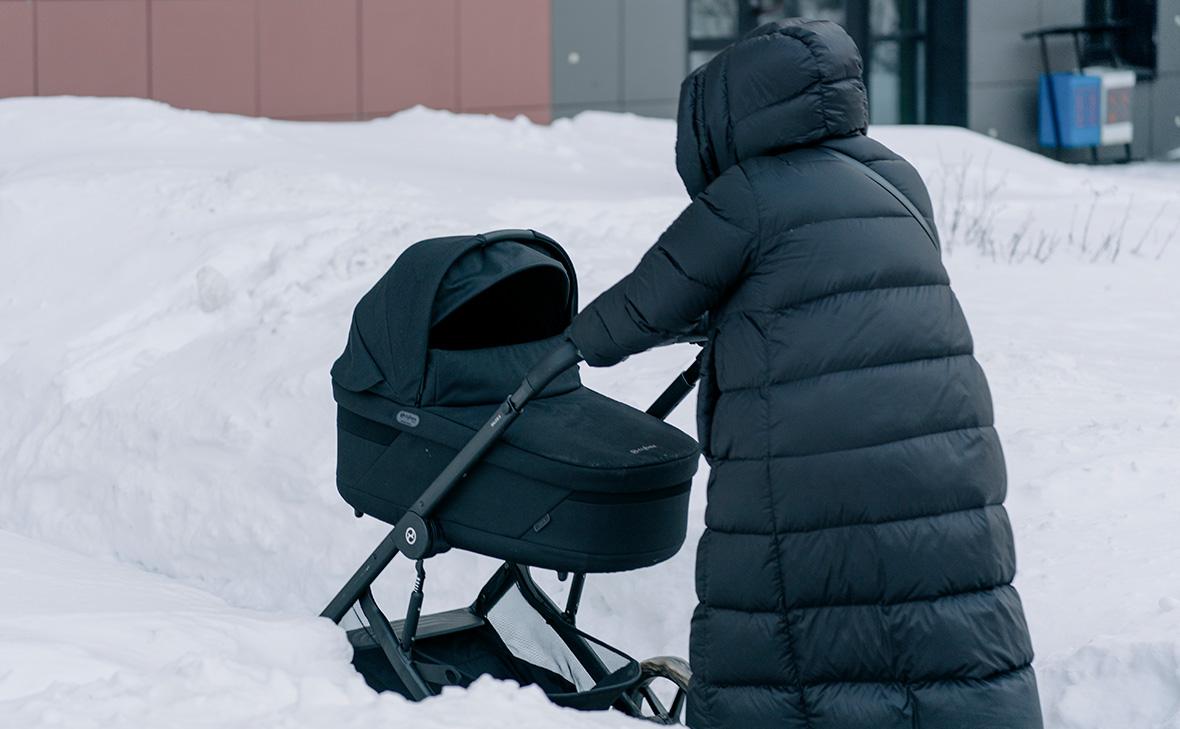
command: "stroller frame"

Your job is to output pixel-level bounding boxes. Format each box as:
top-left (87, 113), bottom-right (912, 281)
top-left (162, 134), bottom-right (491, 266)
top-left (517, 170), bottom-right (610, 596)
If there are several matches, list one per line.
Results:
top-left (321, 339), bottom-right (703, 723)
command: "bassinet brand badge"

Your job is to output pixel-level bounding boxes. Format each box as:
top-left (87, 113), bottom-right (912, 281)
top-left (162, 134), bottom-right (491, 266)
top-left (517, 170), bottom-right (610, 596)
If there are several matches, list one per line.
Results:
top-left (629, 444), bottom-right (658, 455)
top-left (396, 410), bottom-right (420, 428)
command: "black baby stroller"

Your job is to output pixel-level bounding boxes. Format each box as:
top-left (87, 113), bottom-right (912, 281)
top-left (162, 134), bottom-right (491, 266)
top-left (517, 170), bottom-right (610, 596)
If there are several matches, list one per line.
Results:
top-left (322, 229), bottom-right (705, 723)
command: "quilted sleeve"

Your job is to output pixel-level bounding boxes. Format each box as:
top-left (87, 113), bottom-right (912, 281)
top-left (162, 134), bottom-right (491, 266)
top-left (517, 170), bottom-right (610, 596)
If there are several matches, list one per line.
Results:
top-left (567, 165), bottom-right (759, 367)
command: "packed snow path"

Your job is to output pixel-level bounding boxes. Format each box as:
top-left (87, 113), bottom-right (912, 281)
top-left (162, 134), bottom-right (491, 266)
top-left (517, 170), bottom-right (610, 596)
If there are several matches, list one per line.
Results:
top-left (1, 98), bottom-right (1178, 728)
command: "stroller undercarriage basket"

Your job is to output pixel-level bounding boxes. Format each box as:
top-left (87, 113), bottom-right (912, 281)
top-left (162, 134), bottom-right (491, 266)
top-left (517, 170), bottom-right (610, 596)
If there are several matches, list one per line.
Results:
top-left (351, 564), bottom-right (645, 712)
top-left (322, 230), bottom-right (702, 723)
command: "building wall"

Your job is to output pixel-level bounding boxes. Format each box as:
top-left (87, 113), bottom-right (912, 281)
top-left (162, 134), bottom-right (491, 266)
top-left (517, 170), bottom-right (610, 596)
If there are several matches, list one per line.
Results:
top-left (967, 0), bottom-right (1180, 159)
top-left (0, 0), bottom-right (553, 122)
top-left (0, 0), bottom-right (689, 124)
top-left (4, 0), bottom-right (1177, 156)
top-left (550, 0), bottom-right (686, 119)
top-left (1155, 0), bottom-right (1180, 156)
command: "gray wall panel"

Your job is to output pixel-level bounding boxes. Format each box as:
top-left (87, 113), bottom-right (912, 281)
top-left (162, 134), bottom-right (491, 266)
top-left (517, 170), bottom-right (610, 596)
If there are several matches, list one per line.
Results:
top-left (1159, 0), bottom-right (1180, 74)
top-left (1151, 74), bottom-right (1180, 156)
top-left (968, 1), bottom-right (1042, 84)
top-left (622, 0), bottom-right (686, 106)
top-left (623, 98), bottom-right (679, 117)
top-left (1039, 0), bottom-right (1084, 27)
top-left (552, 0), bottom-right (622, 106)
top-left (968, 82), bottom-right (1039, 150)
top-left (1130, 77), bottom-right (1154, 160)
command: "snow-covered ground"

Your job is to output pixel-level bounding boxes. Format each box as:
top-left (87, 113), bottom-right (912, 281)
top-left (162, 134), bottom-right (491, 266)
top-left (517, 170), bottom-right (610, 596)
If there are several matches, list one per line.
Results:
top-left (1, 97), bottom-right (1178, 728)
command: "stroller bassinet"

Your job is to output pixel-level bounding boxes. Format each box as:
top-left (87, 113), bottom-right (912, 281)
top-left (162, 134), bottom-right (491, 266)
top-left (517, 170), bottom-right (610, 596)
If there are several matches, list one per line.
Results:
top-left (330, 230), bottom-right (700, 573)
top-left (321, 229), bottom-right (703, 722)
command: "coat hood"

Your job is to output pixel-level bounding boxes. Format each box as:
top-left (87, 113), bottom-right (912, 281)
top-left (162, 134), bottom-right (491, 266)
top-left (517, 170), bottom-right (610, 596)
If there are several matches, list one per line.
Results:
top-left (675, 18), bottom-right (869, 197)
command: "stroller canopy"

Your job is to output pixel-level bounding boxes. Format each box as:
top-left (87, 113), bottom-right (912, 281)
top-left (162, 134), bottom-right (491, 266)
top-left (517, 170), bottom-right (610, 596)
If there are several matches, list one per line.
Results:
top-left (332, 230), bottom-right (577, 405)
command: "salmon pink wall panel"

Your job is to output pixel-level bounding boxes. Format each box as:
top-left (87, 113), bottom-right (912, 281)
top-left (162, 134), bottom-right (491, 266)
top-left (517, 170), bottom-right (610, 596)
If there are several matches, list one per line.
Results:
top-left (361, 0), bottom-right (457, 115)
top-left (151, 0), bottom-right (257, 115)
top-left (258, 0), bottom-right (358, 118)
top-left (457, 0), bottom-right (550, 113)
top-left (36, 0), bottom-right (149, 98)
top-left (0, 2), bottom-right (35, 97)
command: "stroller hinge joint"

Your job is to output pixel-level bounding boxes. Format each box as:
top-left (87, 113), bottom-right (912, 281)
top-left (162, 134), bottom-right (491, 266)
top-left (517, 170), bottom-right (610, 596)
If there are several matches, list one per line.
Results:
top-left (393, 511), bottom-right (433, 560)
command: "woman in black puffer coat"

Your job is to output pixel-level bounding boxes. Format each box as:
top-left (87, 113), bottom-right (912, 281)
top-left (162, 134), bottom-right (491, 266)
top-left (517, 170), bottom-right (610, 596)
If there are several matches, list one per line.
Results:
top-left (566, 18), bottom-right (1043, 729)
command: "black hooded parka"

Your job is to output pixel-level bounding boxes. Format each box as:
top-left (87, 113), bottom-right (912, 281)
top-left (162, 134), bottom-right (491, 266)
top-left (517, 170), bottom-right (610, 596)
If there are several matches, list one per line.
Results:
top-left (567, 19), bottom-right (1043, 729)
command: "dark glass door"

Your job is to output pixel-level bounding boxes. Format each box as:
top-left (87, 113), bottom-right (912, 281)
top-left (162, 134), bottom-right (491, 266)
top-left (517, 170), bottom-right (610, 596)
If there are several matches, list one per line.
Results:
top-left (688, 0), bottom-right (754, 69)
top-left (685, 0), bottom-right (964, 125)
top-left (688, 0), bottom-right (847, 69)
top-left (846, 0), bottom-right (926, 124)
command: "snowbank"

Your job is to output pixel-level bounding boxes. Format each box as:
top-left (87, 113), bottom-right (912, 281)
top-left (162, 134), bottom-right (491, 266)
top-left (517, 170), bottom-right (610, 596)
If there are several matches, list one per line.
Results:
top-left (0, 530), bottom-right (631, 728)
top-left (1, 97), bottom-right (1178, 727)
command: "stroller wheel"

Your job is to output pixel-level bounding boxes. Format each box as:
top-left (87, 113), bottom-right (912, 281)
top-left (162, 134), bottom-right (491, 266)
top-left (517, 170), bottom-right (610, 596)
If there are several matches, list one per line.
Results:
top-left (623, 656), bottom-right (691, 725)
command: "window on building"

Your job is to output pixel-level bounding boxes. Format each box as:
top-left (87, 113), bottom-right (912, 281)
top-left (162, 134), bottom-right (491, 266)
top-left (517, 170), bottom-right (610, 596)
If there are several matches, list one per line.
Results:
top-left (865, 0), bottom-right (926, 124)
top-left (685, 0), bottom-right (959, 125)
top-left (689, 0), bottom-right (745, 69)
top-left (1086, 0), bottom-right (1158, 75)
top-left (688, 0), bottom-right (846, 69)
top-left (755, 0), bottom-right (846, 25)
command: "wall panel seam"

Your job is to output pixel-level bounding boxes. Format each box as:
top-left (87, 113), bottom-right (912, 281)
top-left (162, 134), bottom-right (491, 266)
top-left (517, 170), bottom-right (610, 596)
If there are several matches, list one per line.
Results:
top-left (354, 0), bottom-right (362, 120)
top-left (32, 0), bottom-right (39, 95)
top-left (146, 0), bottom-right (152, 98)
top-left (253, 0), bottom-right (261, 116)
top-left (455, 0), bottom-right (462, 110)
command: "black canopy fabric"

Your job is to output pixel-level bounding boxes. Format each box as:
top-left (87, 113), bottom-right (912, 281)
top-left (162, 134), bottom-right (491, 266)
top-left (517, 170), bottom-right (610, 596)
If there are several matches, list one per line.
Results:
top-left (331, 230), bottom-right (577, 406)
top-left (432, 242), bottom-right (569, 328)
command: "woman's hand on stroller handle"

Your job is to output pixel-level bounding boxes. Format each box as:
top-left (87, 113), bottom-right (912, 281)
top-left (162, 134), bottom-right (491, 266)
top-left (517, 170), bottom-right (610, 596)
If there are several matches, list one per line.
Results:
top-left (520, 337), bottom-right (705, 423)
top-left (513, 338), bottom-right (583, 409)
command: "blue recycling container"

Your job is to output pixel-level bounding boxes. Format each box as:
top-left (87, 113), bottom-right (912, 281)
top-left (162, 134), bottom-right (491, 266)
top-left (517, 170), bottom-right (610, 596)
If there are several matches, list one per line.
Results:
top-left (1038, 72), bottom-right (1101, 148)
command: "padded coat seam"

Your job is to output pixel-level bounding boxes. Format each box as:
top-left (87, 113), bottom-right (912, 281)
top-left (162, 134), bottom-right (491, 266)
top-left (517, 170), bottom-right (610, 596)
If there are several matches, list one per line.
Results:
top-left (654, 244), bottom-right (725, 293)
top-left (703, 582), bottom-right (1013, 614)
top-left (714, 283), bottom-right (949, 323)
top-left (699, 185), bottom-right (757, 236)
top-left (737, 164), bottom-right (763, 265)
top-left (707, 661), bottom-right (1034, 690)
top-left (722, 53), bottom-right (735, 175)
top-left (718, 425), bottom-right (991, 461)
top-left (707, 501), bottom-right (1006, 538)
top-left (796, 582), bottom-right (1016, 612)
top-left (760, 308), bottom-right (814, 727)
top-left (751, 211), bottom-right (919, 246)
top-left (729, 72), bottom-right (863, 130)
top-left (716, 351), bottom-right (977, 394)
top-left (797, 30), bottom-right (831, 135)
top-left (805, 661), bottom-right (1035, 689)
